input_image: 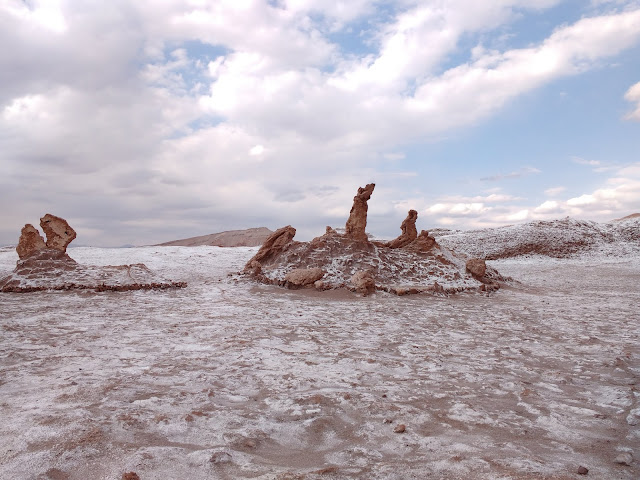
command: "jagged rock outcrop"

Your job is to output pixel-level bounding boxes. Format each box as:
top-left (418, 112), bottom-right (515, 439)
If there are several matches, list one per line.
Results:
top-left (241, 184), bottom-right (505, 296)
top-left (40, 213), bottom-right (76, 252)
top-left (244, 226), bottom-right (296, 274)
top-left (388, 210), bottom-right (418, 248)
top-left (404, 230), bottom-right (437, 253)
top-left (16, 224), bottom-right (47, 259)
top-left (285, 268), bottom-right (324, 287)
top-left (345, 183), bottom-right (375, 241)
top-left (2, 215), bottom-right (186, 293)
top-left (350, 271), bottom-right (376, 295)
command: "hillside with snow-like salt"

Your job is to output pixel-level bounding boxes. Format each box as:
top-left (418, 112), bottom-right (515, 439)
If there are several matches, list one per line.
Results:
top-left (432, 216), bottom-right (640, 259)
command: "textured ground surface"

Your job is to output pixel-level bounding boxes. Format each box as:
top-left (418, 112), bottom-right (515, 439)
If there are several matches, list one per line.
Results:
top-left (0, 245), bottom-right (638, 479)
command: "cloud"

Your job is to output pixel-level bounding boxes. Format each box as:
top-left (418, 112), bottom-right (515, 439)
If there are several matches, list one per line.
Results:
top-left (1, 2), bottom-right (640, 245)
top-left (624, 80), bottom-right (640, 120)
top-left (545, 186), bottom-right (566, 196)
top-left (480, 167), bottom-right (541, 182)
top-left (571, 156), bottom-right (601, 166)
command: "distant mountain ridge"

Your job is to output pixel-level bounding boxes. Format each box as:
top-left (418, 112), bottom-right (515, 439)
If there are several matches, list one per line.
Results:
top-left (431, 215), bottom-right (639, 259)
top-left (157, 227), bottom-right (273, 247)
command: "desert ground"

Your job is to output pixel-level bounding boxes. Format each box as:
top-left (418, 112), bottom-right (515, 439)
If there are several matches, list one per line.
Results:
top-left (0, 245), bottom-right (638, 479)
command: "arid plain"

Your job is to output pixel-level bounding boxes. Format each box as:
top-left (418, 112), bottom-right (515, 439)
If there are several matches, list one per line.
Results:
top-left (0, 218), bottom-right (638, 480)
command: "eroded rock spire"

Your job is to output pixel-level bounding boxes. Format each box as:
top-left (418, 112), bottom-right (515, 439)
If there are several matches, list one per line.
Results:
top-left (388, 209), bottom-right (418, 248)
top-left (345, 183), bottom-right (375, 241)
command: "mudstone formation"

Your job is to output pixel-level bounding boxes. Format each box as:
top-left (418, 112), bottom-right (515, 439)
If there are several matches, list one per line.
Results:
top-left (1, 214), bottom-right (186, 293)
top-left (243, 184), bottom-right (504, 296)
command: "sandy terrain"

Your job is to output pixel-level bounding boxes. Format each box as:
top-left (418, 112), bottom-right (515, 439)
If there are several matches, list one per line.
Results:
top-left (0, 246), bottom-right (638, 479)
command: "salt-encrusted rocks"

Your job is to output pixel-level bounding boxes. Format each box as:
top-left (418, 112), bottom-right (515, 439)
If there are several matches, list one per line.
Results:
top-left (388, 210), bottom-right (418, 248)
top-left (405, 230), bottom-right (438, 253)
top-left (16, 224), bottom-right (47, 259)
top-left (244, 226), bottom-right (296, 274)
top-left (40, 213), bottom-right (76, 252)
top-left (284, 268), bottom-right (324, 287)
top-left (345, 183), bottom-right (375, 241)
top-left (2, 215), bottom-right (186, 293)
top-left (241, 183), bottom-right (506, 296)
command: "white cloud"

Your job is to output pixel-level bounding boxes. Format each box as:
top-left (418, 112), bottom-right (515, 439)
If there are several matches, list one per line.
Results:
top-left (545, 186), bottom-right (566, 196)
top-left (571, 156), bottom-right (601, 166)
top-left (1, 2), bottom-right (640, 244)
top-left (249, 144), bottom-right (265, 156)
top-left (624, 80), bottom-right (640, 120)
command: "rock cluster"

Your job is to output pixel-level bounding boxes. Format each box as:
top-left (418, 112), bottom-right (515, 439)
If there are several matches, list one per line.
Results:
top-left (1, 215), bottom-right (186, 293)
top-left (242, 184), bottom-right (505, 296)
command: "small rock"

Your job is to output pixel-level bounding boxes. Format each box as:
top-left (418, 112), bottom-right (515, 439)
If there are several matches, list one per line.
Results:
top-left (210, 451), bottom-right (233, 464)
top-left (350, 271), bottom-right (376, 295)
top-left (577, 465), bottom-right (589, 475)
top-left (614, 452), bottom-right (633, 466)
top-left (122, 473), bottom-right (140, 480)
top-left (285, 267), bottom-right (324, 287)
top-left (394, 424), bottom-right (406, 433)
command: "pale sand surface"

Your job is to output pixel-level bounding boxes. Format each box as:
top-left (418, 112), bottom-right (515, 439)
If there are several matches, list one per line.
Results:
top-left (0, 246), bottom-right (638, 479)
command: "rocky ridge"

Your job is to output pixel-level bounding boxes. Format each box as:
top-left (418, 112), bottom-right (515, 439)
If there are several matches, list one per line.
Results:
top-left (242, 184), bottom-right (505, 295)
top-left (432, 215), bottom-right (640, 260)
top-left (1, 215), bottom-right (186, 293)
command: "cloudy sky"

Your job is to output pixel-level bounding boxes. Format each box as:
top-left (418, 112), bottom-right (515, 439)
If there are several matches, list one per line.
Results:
top-left (1, 0), bottom-right (639, 246)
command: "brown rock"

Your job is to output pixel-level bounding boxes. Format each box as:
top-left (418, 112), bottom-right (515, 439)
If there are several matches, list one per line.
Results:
top-left (122, 473), bottom-right (140, 480)
top-left (404, 230), bottom-right (437, 252)
top-left (466, 258), bottom-right (486, 278)
top-left (16, 224), bottom-right (47, 259)
top-left (345, 183), bottom-right (375, 241)
top-left (394, 424), bottom-right (406, 433)
top-left (40, 214), bottom-right (76, 252)
top-left (244, 226), bottom-right (296, 272)
top-left (388, 210), bottom-right (418, 248)
top-left (285, 268), bottom-right (324, 287)
top-left (350, 271), bottom-right (376, 295)
top-left (577, 466), bottom-right (589, 475)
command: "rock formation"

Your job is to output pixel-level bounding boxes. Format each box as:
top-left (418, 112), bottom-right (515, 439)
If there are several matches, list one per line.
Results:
top-left (40, 213), bottom-right (76, 252)
top-left (466, 258), bottom-right (487, 279)
top-left (284, 268), bottom-right (324, 287)
top-left (350, 271), bottom-right (376, 295)
top-left (388, 210), bottom-right (418, 248)
top-left (16, 224), bottom-right (47, 260)
top-left (244, 225), bottom-right (296, 274)
top-left (404, 230), bottom-right (437, 253)
top-left (2, 215), bottom-right (186, 293)
top-left (241, 183), bottom-right (506, 296)
top-left (345, 183), bottom-right (375, 241)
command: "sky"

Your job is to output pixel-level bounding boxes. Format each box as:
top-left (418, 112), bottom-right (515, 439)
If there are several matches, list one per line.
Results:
top-left (1, 0), bottom-right (639, 247)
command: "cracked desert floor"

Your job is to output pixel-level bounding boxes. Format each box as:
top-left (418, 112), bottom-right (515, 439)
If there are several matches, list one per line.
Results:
top-left (0, 246), bottom-right (638, 479)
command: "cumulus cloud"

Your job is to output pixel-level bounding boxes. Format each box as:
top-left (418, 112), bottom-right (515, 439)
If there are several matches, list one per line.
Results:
top-left (1, 1), bottom-right (640, 244)
top-left (624, 80), bottom-right (640, 120)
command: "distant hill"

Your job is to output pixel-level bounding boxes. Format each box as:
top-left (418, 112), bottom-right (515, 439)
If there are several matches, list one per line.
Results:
top-left (431, 216), bottom-right (639, 259)
top-left (157, 227), bottom-right (273, 247)
top-left (612, 213), bottom-right (640, 222)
